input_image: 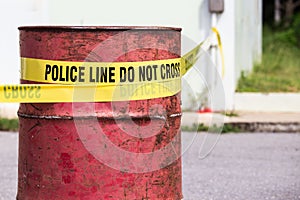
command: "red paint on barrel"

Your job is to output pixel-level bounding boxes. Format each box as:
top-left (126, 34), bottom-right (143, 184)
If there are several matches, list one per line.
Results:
top-left (18, 26), bottom-right (182, 199)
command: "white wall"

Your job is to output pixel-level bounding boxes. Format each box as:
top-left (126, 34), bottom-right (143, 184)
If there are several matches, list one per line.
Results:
top-left (0, 0), bottom-right (48, 84)
top-left (0, 0), bottom-right (48, 118)
top-left (48, 0), bottom-right (205, 44)
top-left (235, 0), bottom-right (262, 79)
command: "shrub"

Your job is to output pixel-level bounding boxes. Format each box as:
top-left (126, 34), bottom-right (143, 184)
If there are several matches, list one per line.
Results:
top-left (293, 14), bottom-right (300, 47)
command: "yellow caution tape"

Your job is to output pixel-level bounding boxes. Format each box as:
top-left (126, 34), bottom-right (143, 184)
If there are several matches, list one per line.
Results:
top-left (181, 27), bottom-right (224, 76)
top-left (211, 27), bottom-right (225, 77)
top-left (0, 81), bottom-right (180, 103)
top-left (181, 42), bottom-right (203, 74)
top-left (0, 28), bottom-right (224, 103)
top-left (21, 57), bottom-right (182, 85)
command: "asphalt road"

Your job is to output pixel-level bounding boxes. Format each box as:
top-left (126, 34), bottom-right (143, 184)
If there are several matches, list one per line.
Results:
top-left (0, 132), bottom-right (18, 200)
top-left (0, 132), bottom-right (300, 200)
top-left (182, 132), bottom-right (300, 200)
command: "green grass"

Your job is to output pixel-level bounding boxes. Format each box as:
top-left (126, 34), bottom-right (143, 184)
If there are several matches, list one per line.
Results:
top-left (181, 123), bottom-right (241, 133)
top-left (237, 26), bottom-right (300, 92)
top-left (0, 118), bottom-right (19, 132)
top-left (221, 111), bottom-right (239, 117)
top-left (181, 123), bottom-right (208, 132)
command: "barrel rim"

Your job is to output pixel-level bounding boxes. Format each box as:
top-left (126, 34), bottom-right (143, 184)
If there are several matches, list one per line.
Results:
top-left (18, 25), bottom-right (182, 31)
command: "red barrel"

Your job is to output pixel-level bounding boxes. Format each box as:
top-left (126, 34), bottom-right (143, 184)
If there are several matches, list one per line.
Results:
top-left (18, 26), bottom-right (182, 199)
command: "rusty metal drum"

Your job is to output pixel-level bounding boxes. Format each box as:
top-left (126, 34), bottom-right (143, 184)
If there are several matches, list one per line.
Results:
top-left (17, 26), bottom-right (182, 199)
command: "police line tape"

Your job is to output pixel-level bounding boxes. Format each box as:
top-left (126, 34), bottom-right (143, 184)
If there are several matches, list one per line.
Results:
top-left (1, 28), bottom-right (223, 103)
top-left (0, 81), bottom-right (181, 103)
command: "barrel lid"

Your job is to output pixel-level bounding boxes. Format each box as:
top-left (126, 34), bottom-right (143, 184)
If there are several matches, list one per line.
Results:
top-left (18, 26), bottom-right (182, 31)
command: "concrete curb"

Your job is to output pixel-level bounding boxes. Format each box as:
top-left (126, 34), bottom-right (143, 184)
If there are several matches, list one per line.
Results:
top-left (226, 122), bottom-right (300, 133)
top-left (182, 112), bottom-right (300, 133)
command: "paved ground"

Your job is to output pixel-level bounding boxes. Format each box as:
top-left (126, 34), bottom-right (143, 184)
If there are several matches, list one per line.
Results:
top-left (0, 132), bottom-right (18, 200)
top-left (1, 132), bottom-right (300, 200)
top-left (182, 132), bottom-right (300, 200)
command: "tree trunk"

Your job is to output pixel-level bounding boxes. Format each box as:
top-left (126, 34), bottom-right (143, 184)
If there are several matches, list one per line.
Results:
top-left (285, 0), bottom-right (294, 26)
top-left (284, 0), bottom-right (300, 27)
top-left (295, 0), bottom-right (300, 8)
top-left (275, 0), bottom-right (281, 25)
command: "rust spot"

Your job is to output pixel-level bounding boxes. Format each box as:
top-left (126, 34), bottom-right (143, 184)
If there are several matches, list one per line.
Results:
top-left (91, 186), bottom-right (98, 193)
top-left (60, 153), bottom-right (74, 169)
top-left (62, 175), bottom-right (71, 184)
top-left (68, 191), bottom-right (76, 196)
